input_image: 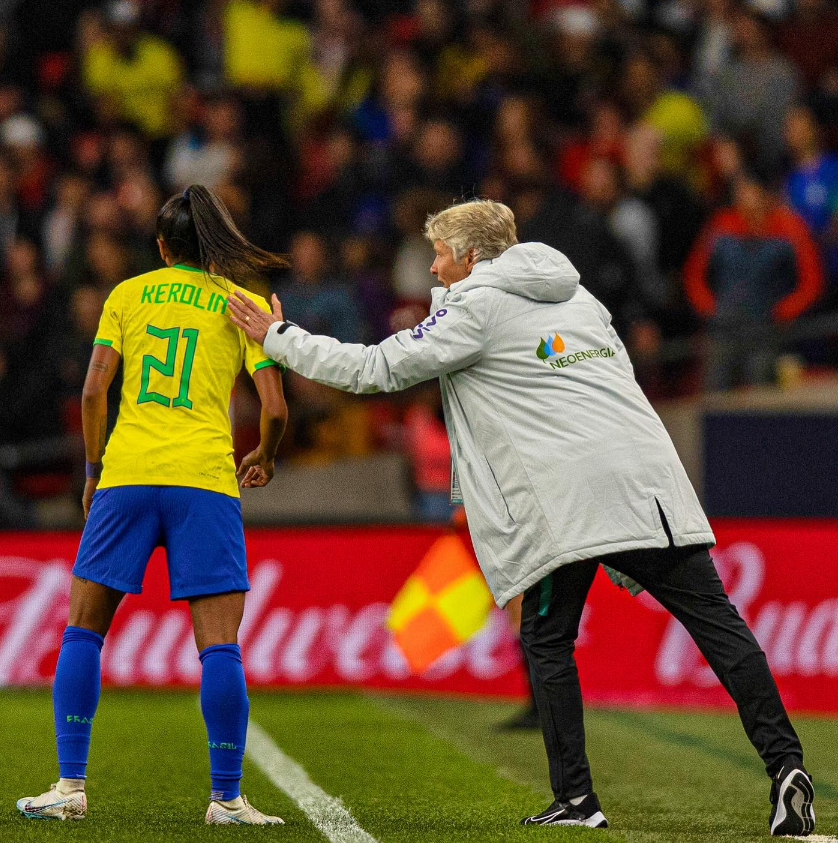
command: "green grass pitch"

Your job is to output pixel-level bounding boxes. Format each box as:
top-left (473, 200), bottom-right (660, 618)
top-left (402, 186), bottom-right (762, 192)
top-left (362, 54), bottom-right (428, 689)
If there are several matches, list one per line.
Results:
top-left (0, 689), bottom-right (835, 842)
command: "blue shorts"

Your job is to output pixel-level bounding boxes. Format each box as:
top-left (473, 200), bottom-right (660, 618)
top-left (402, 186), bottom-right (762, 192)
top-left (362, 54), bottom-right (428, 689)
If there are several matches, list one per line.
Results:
top-left (74, 486), bottom-right (249, 600)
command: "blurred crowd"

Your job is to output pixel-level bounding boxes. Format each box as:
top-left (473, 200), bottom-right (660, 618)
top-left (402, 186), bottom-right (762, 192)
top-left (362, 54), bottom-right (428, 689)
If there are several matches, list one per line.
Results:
top-left (3, 0), bottom-right (838, 522)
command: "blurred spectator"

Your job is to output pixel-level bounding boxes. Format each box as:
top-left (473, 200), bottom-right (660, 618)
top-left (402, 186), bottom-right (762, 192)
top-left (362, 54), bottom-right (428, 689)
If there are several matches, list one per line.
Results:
top-left (514, 178), bottom-right (641, 339)
top-left (42, 172), bottom-right (91, 276)
top-left (408, 117), bottom-right (468, 193)
top-left (494, 95), bottom-right (543, 162)
top-left (83, 190), bottom-right (124, 239)
top-left (535, 5), bottom-right (603, 130)
top-left (580, 156), bottom-right (665, 313)
top-left (433, 10), bottom-right (487, 107)
top-left (0, 152), bottom-right (37, 262)
top-left (165, 92), bottom-right (243, 190)
top-left (403, 383), bottom-right (453, 522)
top-left (777, 0), bottom-right (838, 89)
top-left (80, 231), bottom-right (132, 291)
top-left (107, 124), bottom-right (152, 182)
top-left (708, 10), bottom-right (798, 178)
top-left (57, 285), bottom-right (107, 399)
top-left (0, 239), bottom-right (64, 447)
top-left (47, 283), bottom-right (122, 434)
top-left (116, 173), bottom-right (164, 272)
top-left (707, 134), bottom-right (746, 205)
top-left (310, 0), bottom-right (365, 103)
top-left (298, 122), bottom-right (365, 235)
top-left (2, 113), bottom-right (54, 214)
top-left (684, 173), bottom-right (824, 389)
top-left (784, 104), bottom-right (838, 300)
top-left (80, 1), bottom-right (184, 139)
top-left (341, 235), bottom-right (394, 342)
top-left (690, 0), bottom-right (735, 100)
top-left (223, 0), bottom-right (327, 120)
top-left (557, 100), bottom-right (625, 193)
top-left (784, 105), bottom-right (838, 240)
top-left (392, 188), bottom-right (443, 303)
top-left (395, 0), bottom-right (455, 64)
top-left (623, 123), bottom-right (705, 329)
top-left (353, 48), bottom-right (426, 144)
top-left (278, 230), bottom-right (362, 342)
top-left (1, 239), bottom-right (49, 348)
top-left (621, 50), bottom-right (708, 182)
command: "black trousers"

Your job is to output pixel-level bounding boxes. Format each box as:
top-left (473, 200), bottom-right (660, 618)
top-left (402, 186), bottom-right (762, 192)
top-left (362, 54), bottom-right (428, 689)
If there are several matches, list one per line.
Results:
top-left (519, 543), bottom-right (804, 801)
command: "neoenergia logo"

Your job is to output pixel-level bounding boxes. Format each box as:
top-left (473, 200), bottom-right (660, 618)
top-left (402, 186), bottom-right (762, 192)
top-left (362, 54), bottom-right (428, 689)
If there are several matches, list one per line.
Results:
top-left (536, 332), bottom-right (615, 369)
top-left (536, 333), bottom-right (565, 359)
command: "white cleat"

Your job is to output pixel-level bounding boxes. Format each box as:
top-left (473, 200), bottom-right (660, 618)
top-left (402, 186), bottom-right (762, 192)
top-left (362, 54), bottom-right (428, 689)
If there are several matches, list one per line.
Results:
top-left (16, 783), bottom-right (87, 820)
top-left (205, 794), bottom-right (285, 825)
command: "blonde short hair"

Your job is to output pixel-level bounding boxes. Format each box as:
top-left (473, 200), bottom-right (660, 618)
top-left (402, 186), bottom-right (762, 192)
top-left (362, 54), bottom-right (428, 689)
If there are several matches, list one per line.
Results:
top-left (424, 198), bottom-right (518, 262)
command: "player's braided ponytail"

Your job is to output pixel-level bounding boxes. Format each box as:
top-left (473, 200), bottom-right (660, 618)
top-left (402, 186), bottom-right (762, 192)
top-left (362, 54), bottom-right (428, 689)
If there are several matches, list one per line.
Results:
top-left (156, 185), bottom-right (288, 287)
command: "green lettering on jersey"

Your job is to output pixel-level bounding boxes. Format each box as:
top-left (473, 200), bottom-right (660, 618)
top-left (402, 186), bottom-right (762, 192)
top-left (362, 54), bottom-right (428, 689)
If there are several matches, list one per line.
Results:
top-left (139, 279), bottom-right (230, 314)
top-left (138, 324), bottom-right (179, 407)
top-left (172, 328), bottom-right (199, 409)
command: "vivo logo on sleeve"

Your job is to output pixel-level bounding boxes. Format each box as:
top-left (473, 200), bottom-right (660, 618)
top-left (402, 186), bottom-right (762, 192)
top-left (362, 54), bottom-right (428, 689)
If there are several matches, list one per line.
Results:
top-left (411, 309), bottom-right (448, 340)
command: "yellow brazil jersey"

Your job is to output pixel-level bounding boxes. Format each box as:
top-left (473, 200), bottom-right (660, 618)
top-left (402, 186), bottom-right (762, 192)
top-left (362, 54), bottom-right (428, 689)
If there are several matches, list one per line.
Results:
top-left (93, 264), bottom-right (279, 498)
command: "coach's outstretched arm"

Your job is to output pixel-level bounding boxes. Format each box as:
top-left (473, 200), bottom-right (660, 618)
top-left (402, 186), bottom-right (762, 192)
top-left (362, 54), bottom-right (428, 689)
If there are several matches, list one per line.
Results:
top-left (227, 290), bottom-right (491, 394)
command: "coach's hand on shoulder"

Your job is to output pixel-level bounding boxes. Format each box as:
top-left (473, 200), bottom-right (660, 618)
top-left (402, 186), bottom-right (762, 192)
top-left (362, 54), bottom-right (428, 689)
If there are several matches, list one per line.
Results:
top-left (227, 291), bottom-right (283, 346)
top-left (237, 448), bottom-right (275, 488)
top-left (82, 478), bottom-right (98, 520)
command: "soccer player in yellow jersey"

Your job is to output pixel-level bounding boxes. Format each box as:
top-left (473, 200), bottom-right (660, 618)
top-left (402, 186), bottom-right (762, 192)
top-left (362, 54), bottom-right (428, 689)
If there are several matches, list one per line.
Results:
top-left (17, 186), bottom-right (288, 825)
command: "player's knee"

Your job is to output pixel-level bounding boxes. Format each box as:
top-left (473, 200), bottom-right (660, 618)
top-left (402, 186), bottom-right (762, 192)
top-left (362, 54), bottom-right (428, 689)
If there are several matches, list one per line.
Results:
top-left (67, 584), bottom-right (121, 637)
top-left (66, 610), bottom-right (112, 638)
top-left (194, 633), bottom-right (239, 652)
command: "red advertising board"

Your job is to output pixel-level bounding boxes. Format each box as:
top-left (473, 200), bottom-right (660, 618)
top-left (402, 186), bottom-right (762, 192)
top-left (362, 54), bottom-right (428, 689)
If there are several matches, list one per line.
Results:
top-left (1, 522), bottom-right (837, 711)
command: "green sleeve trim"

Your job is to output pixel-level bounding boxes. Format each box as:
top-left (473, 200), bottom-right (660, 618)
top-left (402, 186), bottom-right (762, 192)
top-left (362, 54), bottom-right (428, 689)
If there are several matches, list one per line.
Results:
top-left (93, 338), bottom-right (114, 347)
top-left (253, 359), bottom-right (279, 372)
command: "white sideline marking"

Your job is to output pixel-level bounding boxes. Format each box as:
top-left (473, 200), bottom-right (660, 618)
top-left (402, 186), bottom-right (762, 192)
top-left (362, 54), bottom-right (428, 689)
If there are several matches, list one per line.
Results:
top-left (795, 836), bottom-right (838, 842)
top-left (246, 719), bottom-right (378, 843)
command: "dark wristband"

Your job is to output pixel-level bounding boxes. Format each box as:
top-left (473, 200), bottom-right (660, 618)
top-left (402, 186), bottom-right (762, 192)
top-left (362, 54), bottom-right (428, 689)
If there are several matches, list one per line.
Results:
top-left (85, 461), bottom-right (103, 479)
top-left (276, 320), bottom-right (298, 335)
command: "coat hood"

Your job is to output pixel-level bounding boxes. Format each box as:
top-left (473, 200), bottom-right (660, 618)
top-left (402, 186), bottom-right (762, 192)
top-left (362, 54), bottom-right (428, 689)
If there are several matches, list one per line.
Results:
top-left (450, 242), bottom-right (580, 303)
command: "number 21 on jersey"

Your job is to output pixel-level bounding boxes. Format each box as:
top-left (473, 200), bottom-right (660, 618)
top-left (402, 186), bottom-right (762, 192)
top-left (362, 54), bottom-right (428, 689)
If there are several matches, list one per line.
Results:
top-left (138, 324), bottom-right (199, 409)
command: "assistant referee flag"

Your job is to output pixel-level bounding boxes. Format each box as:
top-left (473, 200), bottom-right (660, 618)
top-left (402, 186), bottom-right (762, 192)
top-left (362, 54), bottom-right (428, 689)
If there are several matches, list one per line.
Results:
top-left (387, 535), bottom-right (493, 674)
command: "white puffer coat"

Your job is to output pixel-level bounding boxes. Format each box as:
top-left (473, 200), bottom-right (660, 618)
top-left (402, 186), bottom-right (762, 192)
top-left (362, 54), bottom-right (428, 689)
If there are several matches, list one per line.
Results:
top-left (263, 243), bottom-right (715, 606)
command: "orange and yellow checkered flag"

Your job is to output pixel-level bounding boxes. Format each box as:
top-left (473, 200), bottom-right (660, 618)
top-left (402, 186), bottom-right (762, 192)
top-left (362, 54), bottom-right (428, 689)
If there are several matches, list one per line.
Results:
top-left (387, 534), bottom-right (493, 674)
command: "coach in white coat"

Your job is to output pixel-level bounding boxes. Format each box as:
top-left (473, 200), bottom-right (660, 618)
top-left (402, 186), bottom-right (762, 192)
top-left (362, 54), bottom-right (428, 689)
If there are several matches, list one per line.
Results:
top-left (227, 199), bottom-right (813, 837)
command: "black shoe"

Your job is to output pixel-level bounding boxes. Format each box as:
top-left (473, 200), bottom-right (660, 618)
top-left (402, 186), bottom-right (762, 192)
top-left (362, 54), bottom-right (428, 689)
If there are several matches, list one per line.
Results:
top-left (769, 758), bottom-right (815, 836)
top-left (497, 706), bottom-right (540, 730)
top-left (521, 792), bottom-right (608, 827)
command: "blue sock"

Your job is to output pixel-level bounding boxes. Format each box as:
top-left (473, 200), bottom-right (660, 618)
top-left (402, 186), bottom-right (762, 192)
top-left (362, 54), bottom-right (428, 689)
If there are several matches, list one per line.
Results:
top-left (200, 643), bottom-right (249, 801)
top-left (53, 626), bottom-right (104, 779)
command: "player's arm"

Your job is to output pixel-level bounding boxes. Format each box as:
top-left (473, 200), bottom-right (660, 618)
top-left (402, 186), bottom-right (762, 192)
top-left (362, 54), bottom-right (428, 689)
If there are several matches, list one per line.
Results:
top-left (81, 344), bottom-right (120, 519)
top-left (236, 365), bottom-right (287, 488)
